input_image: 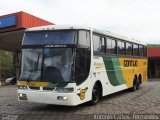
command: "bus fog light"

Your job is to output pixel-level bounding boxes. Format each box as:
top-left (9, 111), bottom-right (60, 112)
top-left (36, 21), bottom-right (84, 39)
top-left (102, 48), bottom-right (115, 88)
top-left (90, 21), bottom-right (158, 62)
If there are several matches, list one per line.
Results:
top-left (57, 96), bottom-right (68, 101)
top-left (19, 93), bottom-right (23, 97)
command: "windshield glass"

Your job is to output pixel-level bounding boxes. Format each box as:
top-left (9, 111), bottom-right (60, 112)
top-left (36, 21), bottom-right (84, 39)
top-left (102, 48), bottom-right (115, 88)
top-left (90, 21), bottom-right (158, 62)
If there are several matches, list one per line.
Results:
top-left (20, 48), bottom-right (73, 82)
top-left (23, 31), bottom-right (76, 45)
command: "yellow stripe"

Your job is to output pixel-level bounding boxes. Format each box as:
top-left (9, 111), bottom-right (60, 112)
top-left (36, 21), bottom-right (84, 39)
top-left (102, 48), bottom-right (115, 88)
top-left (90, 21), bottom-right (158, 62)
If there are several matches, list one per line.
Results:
top-left (18, 81), bottom-right (49, 87)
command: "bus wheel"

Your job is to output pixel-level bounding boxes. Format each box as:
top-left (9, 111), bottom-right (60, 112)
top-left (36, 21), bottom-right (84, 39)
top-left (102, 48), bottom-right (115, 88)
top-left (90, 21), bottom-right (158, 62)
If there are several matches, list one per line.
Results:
top-left (89, 84), bottom-right (100, 105)
top-left (131, 78), bottom-right (137, 92)
top-left (136, 77), bottom-right (140, 90)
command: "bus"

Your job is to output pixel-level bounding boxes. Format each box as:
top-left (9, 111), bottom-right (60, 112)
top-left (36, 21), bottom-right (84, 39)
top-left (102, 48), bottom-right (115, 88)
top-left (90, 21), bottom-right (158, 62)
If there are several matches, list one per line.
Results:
top-left (17, 25), bottom-right (147, 106)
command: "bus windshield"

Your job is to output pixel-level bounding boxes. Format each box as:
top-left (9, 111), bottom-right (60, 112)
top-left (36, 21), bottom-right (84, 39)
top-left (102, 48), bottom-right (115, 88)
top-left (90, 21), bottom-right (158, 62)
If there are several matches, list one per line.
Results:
top-left (20, 48), bottom-right (73, 82)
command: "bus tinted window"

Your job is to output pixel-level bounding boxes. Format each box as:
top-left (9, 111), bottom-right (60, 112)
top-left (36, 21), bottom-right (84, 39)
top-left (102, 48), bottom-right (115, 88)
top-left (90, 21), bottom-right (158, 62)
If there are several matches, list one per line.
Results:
top-left (100, 37), bottom-right (106, 53)
top-left (111, 39), bottom-right (117, 54)
top-left (93, 35), bottom-right (106, 54)
top-left (117, 41), bottom-right (126, 55)
top-left (93, 35), bottom-right (101, 54)
top-left (107, 38), bottom-right (117, 54)
top-left (133, 44), bottom-right (139, 56)
top-left (139, 45), bottom-right (144, 56)
top-left (126, 43), bottom-right (133, 56)
top-left (78, 30), bottom-right (90, 47)
top-left (107, 38), bottom-right (112, 54)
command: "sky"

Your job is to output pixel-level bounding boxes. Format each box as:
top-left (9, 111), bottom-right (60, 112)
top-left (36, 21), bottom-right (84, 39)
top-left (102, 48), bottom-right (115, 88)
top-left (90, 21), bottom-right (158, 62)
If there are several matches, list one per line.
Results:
top-left (1, 0), bottom-right (160, 44)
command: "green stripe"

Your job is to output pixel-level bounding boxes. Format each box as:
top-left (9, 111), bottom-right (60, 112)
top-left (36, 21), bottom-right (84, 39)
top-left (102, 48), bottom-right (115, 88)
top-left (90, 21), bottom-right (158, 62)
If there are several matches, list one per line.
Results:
top-left (103, 57), bottom-right (119, 86)
top-left (114, 58), bottom-right (125, 84)
top-left (103, 57), bottom-right (125, 86)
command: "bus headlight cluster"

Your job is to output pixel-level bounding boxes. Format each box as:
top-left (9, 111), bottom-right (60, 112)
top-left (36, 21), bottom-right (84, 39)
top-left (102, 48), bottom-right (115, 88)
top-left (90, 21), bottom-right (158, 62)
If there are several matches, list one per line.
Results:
top-left (55, 87), bottom-right (74, 93)
top-left (18, 85), bottom-right (28, 90)
top-left (57, 96), bottom-right (68, 101)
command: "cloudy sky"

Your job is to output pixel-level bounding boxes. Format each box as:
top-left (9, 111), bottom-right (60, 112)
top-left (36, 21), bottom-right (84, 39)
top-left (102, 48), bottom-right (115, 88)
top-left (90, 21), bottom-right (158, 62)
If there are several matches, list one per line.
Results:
top-left (1, 0), bottom-right (160, 44)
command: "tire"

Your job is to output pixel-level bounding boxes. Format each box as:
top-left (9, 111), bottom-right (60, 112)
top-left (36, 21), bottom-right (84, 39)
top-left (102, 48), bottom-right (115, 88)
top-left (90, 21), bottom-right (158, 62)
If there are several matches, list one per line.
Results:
top-left (89, 84), bottom-right (100, 105)
top-left (131, 78), bottom-right (137, 92)
top-left (136, 77), bottom-right (140, 90)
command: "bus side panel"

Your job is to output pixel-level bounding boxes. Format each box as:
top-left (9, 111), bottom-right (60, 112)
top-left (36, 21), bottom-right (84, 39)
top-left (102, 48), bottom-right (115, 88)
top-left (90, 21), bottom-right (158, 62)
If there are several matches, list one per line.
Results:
top-left (93, 57), bottom-right (128, 96)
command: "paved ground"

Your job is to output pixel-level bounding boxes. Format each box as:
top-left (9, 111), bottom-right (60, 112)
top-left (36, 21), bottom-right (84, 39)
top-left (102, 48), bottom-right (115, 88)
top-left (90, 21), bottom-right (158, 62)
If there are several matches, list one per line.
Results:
top-left (0, 82), bottom-right (160, 120)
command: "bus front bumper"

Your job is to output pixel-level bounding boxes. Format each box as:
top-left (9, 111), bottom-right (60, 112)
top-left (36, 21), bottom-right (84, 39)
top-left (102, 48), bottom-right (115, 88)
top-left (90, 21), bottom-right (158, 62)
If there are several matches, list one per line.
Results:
top-left (17, 90), bottom-right (79, 106)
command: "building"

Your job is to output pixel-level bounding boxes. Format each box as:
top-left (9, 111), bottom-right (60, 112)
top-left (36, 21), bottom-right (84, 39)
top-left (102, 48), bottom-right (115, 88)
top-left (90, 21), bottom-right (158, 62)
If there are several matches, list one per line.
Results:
top-left (0, 11), bottom-right (54, 82)
top-left (148, 44), bottom-right (160, 79)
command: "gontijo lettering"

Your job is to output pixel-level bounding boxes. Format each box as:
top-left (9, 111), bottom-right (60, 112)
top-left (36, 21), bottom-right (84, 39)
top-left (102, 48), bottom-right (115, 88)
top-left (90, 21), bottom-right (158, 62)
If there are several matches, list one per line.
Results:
top-left (124, 60), bottom-right (138, 67)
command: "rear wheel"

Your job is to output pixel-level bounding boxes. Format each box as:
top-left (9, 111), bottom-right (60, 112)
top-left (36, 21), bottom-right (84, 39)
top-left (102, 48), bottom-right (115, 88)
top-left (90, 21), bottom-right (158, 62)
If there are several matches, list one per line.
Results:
top-left (89, 84), bottom-right (100, 105)
top-left (131, 79), bottom-right (137, 92)
top-left (136, 77), bottom-right (140, 90)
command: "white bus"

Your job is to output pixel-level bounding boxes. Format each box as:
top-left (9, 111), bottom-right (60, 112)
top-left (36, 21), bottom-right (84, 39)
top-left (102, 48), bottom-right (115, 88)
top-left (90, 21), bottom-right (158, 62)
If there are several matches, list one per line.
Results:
top-left (18, 25), bottom-right (147, 106)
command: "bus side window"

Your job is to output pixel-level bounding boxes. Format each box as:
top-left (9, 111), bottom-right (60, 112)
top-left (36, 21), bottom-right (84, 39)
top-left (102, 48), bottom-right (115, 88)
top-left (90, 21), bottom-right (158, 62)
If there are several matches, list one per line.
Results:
top-left (126, 42), bottom-right (133, 56)
top-left (139, 45), bottom-right (144, 56)
top-left (100, 37), bottom-right (106, 53)
top-left (111, 39), bottom-right (117, 54)
top-left (93, 34), bottom-right (106, 54)
top-left (93, 35), bottom-right (101, 54)
top-left (106, 38), bottom-right (117, 54)
top-left (133, 44), bottom-right (139, 56)
top-left (117, 40), bottom-right (126, 55)
top-left (107, 38), bottom-right (112, 54)
top-left (78, 30), bottom-right (90, 47)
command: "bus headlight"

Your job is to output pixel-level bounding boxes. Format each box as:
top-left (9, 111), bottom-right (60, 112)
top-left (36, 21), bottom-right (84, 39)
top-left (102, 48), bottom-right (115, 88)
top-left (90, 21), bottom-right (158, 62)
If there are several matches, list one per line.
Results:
top-left (18, 85), bottom-right (28, 90)
top-left (55, 87), bottom-right (74, 93)
top-left (57, 96), bottom-right (68, 101)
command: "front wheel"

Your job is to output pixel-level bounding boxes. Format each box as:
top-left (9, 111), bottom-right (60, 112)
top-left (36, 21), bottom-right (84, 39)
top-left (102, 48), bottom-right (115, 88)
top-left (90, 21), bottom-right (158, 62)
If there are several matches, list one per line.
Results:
top-left (131, 80), bottom-right (137, 92)
top-left (131, 77), bottom-right (140, 92)
top-left (89, 84), bottom-right (100, 105)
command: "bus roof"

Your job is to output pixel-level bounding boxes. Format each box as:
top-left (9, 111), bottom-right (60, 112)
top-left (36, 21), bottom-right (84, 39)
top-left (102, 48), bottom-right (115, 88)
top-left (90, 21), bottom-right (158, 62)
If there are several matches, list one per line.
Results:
top-left (26, 25), bottom-right (146, 46)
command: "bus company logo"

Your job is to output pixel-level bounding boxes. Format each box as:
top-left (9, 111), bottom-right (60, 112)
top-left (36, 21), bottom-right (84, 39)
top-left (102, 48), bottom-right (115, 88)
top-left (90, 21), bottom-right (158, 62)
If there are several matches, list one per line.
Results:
top-left (79, 88), bottom-right (88, 100)
top-left (124, 60), bottom-right (138, 67)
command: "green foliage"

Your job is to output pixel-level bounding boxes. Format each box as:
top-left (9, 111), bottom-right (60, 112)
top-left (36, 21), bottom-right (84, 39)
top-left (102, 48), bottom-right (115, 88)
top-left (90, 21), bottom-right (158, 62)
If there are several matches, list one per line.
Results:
top-left (147, 44), bottom-right (160, 48)
top-left (0, 50), bottom-right (14, 78)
